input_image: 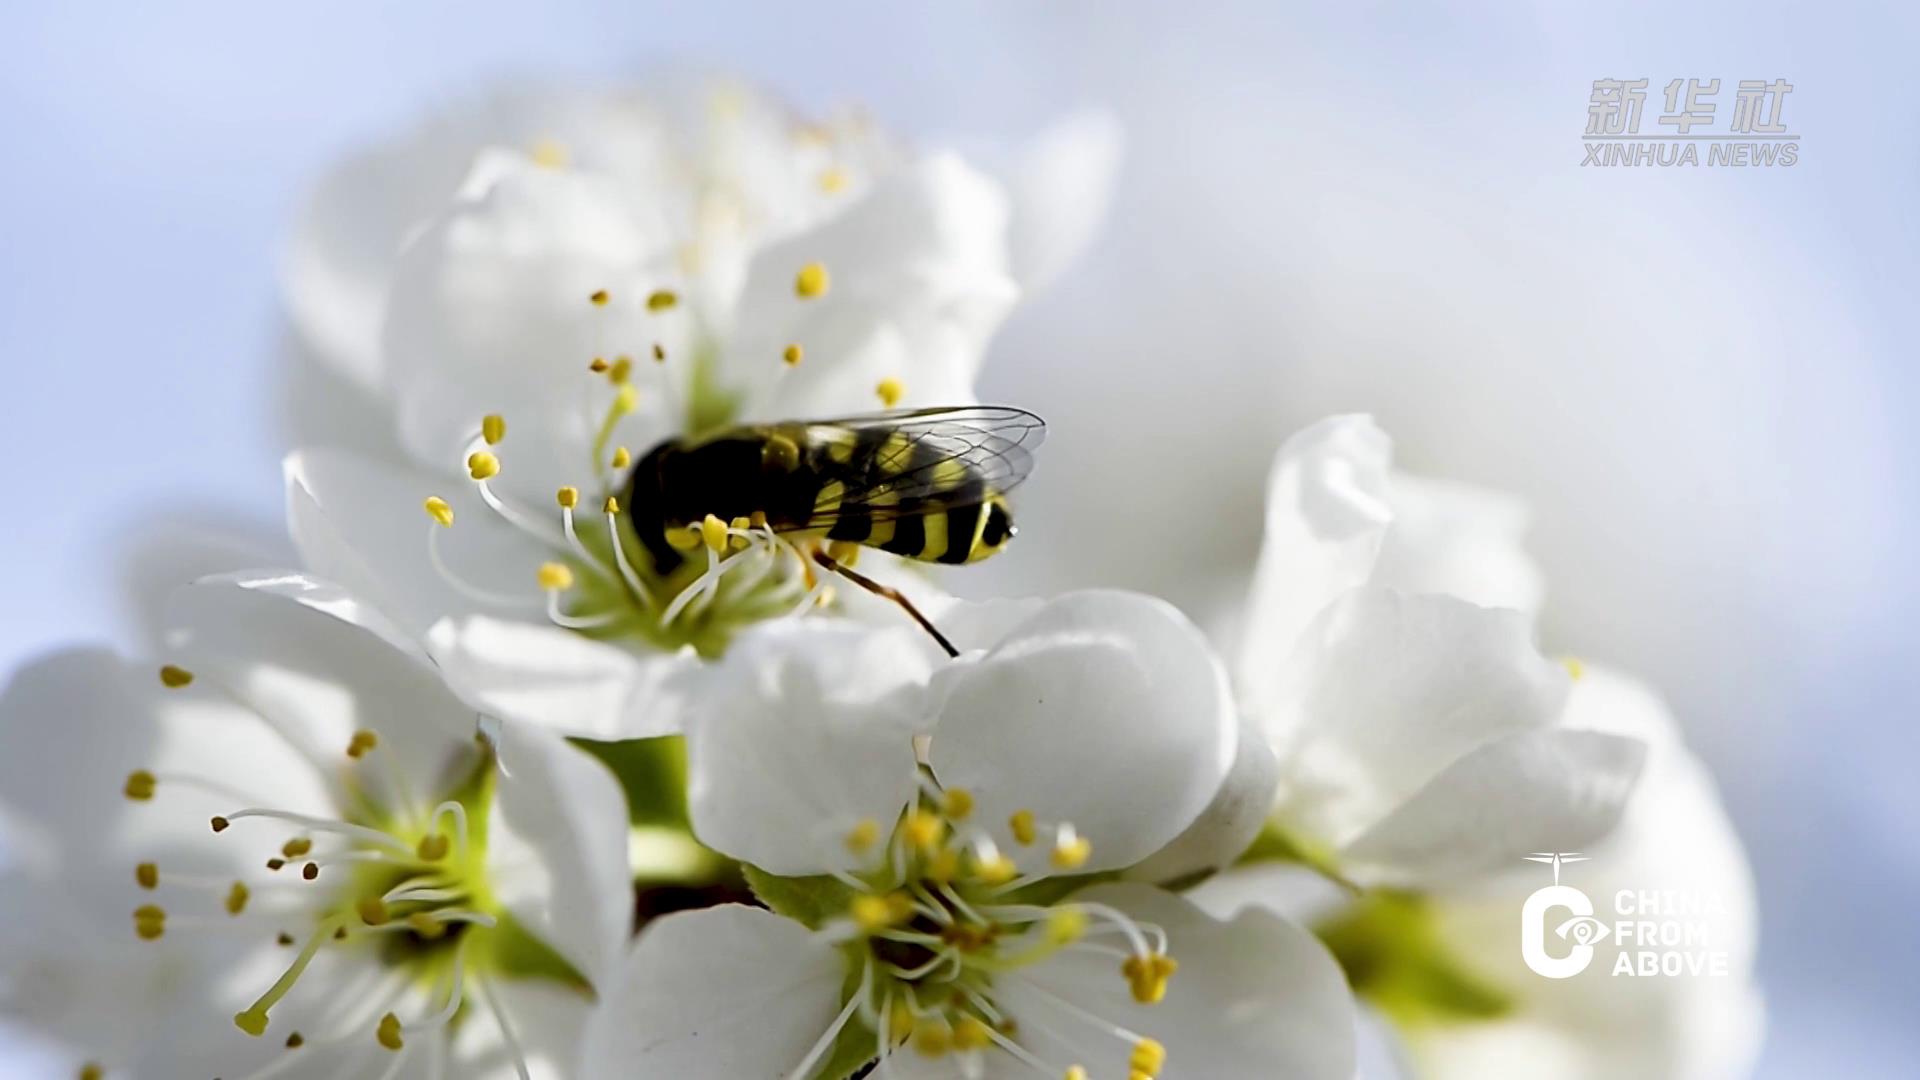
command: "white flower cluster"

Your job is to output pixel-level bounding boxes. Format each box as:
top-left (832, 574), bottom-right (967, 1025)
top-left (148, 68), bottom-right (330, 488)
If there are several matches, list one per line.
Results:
top-left (0, 79), bottom-right (1758, 1080)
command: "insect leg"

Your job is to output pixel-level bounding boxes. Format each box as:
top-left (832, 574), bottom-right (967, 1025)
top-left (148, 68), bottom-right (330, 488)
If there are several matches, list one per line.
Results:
top-left (808, 550), bottom-right (960, 659)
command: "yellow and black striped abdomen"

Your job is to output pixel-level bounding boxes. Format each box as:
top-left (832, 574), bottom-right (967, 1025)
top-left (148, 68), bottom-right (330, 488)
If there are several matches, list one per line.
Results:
top-left (804, 424), bottom-right (1018, 565)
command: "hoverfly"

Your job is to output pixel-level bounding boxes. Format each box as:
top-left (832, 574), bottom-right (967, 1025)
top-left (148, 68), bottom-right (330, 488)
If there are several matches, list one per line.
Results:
top-left (624, 405), bottom-right (1046, 653)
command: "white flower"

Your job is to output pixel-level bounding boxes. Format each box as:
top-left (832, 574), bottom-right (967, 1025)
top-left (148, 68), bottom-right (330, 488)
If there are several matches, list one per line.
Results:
top-left (1196, 665), bottom-right (1763, 1080)
top-left (1237, 415), bottom-right (1646, 886)
top-left (580, 591), bottom-right (1356, 1079)
top-left (0, 573), bottom-right (631, 1078)
top-left (282, 80), bottom-right (1116, 741)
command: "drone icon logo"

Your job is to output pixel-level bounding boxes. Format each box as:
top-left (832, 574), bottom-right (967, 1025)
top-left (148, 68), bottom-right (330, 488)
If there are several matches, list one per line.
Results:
top-left (1520, 853), bottom-right (1611, 978)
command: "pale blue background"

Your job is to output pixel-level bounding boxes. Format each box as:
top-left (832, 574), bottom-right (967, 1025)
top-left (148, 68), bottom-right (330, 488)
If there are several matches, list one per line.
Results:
top-left (2, 3), bottom-right (1913, 1075)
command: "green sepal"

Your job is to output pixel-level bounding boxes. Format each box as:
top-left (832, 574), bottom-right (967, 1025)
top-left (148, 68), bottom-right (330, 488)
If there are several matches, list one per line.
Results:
top-left (572, 735), bottom-right (691, 828)
top-left (741, 864), bottom-right (858, 930)
top-left (480, 908), bottom-right (597, 1000)
top-left (1315, 891), bottom-right (1513, 1028)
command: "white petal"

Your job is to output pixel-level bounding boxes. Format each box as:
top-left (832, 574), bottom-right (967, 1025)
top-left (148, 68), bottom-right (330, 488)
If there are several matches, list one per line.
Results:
top-left (1270, 588), bottom-right (1570, 852)
top-left (285, 446), bottom-right (555, 637)
top-left (683, 621), bottom-right (928, 875)
top-left (1237, 416), bottom-right (1394, 717)
top-left (1125, 708), bottom-right (1279, 884)
top-left (164, 572), bottom-right (480, 808)
top-left (281, 82), bottom-right (671, 388)
top-left (425, 615), bottom-right (695, 740)
top-left (927, 590), bottom-right (1235, 875)
top-left (581, 905), bottom-right (846, 1078)
top-left (108, 503), bottom-right (293, 651)
top-left (383, 149), bottom-right (679, 504)
top-left (999, 110), bottom-right (1125, 292)
top-left (1408, 666), bottom-right (1761, 1080)
top-left (0, 646), bottom-right (324, 891)
top-left (993, 882), bottom-right (1355, 1080)
top-left (1373, 470), bottom-right (1545, 616)
top-left (1339, 728), bottom-right (1646, 886)
top-left (729, 153), bottom-right (1017, 421)
top-left (486, 720), bottom-right (633, 997)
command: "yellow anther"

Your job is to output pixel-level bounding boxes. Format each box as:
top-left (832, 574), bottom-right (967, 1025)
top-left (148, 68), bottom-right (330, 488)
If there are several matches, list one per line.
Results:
top-left (537, 562), bottom-right (575, 592)
top-left (1122, 953), bottom-right (1178, 1004)
top-left (875, 376), bottom-right (905, 407)
top-left (211, 816), bottom-right (230, 833)
top-left (608, 355), bottom-right (633, 384)
top-left (942, 788), bottom-right (975, 821)
top-left (844, 819), bottom-right (881, 855)
top-left (285, 1031), bottom-right (305, 1048)
top-left (225, 881), bottom-right (250, 915)
top-left (614, 384), bottom-right (640, 415)
top-left (910, 1018), bottom-right (953, 1057)
top-left (646, 289), bottom-right (678, 312)
top-left (589, 289), bottom-right (609, 306)
top-left (729, 516), bottom-right (753, 550)
top-left (818, 166), bottom-right (849, 193)
top-left (345, 730), bottom-right (378, 759)
top-left (1065, 1069), bottom-right (1089, 1080)
top-left (376, 1012), bottom-right (404, 1051)
top-left (1009, 810), bottom-right (1038, 846)
top-left (135, 862), bottom-right (158, 889)
top-left (356, 896), bottom-right (390, 926)
top-left (124, 770), bottom-right (156, 801)
top-left (666, 525), bottom-right (700, 551)
top-left (481, 414), bottom-right (506, 445)
top-left (749, 510), bottom-right (769, 528)
top-left (281, 837), bottom-right (312, 858)
top-left (557, 486), bottom-right (580, 510)
top-left (652, 342), bottom-right (667, 362)
top-left (407, 912), bottom-right (447, 940)
top-left (234, 1009), bottom-right (268, 1036)
top-left (612, 446), bottom-right (631, 468)
top-left (794, 262), bottom-right (830, 299)
top-left (1046, 906), bottom-right (1089, 945)
top-left (926, 847), bottom-right (962, 883)
top-left (825, 539), bottom-right (861, 565)
top-left (902, 809), bottom-right (946, 853)
top-left (132, 904), bottom-right (166, 940)
top-left (158, 664), bottom-right (194, 688)
top-left (416, 833), bottom-right (449, 862)
top-left (782, 343), bottom-right (804, 366)
top-left (422, 496), bottom-right (454, 527)
top-left (1051, 835), bottom-right (1093, 871)
top-left (850, 893), bottom-right (899, 933)
top-left (467, 451), bottom-right (500, 481)
top-left (953, 1015), bottom-right (993, 1051)
top-left (699, 513), bottom-right (729, 552)
top-left (1563, 657), bottom-right (1585, 680)
top-left (603, 495), bottom-right (621, 514)
top-left (889, 1002), bottom-right (916, 1044)
top-left (1129, 1037), bottom-right (1167, 1075)
top-left (590, 357), bottom-right (609, 373)
top-left (531, 139), bottom-right (569, 169)
top-left (973, 851), bottom-right (1017, 885)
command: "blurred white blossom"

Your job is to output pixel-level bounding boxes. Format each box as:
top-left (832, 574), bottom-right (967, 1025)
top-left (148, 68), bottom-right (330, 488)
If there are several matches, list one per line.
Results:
top-left (585, 592), bottom-right (1356, 1079)
top-left (0, 574), bottom-right (631, 1079)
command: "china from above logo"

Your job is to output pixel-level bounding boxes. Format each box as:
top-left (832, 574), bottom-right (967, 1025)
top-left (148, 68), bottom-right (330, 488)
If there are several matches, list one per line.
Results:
top-left (1518, 853), bottom-right (1733, 980)
top-left (1583, 78), bottom-right (1798, 167)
